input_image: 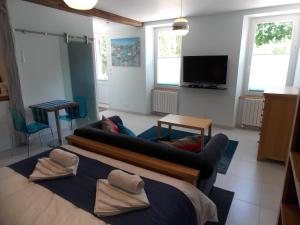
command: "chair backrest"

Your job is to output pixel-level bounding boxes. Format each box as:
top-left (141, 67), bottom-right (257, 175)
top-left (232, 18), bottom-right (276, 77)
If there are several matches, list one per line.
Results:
top-left (74, 96), bottom-right (87, 118)
top-left (10, 108), bottom-right (27, 134)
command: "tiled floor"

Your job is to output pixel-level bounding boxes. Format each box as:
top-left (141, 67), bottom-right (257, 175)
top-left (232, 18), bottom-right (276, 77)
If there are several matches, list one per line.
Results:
top-left (0, 109), bottom-right (284, 225)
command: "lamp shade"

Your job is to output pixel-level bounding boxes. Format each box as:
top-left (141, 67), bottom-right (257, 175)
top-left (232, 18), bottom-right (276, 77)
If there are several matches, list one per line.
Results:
top-left (63, 0), bottom-right (98, 10)
top-left (172, 17), bottom-right (189, 36)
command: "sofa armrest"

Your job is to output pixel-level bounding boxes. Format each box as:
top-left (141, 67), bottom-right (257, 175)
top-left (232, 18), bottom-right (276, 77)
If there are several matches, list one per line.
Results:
top-left (197, 133), bottom-right (229, 178)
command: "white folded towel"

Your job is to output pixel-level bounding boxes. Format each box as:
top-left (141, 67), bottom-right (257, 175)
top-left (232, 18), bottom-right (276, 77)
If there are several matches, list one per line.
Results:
top-left (94, 179), bottom-right (150, 217)
top-left (29, 149), bottom-right (79, 181)
top-left (108, 170), bottom-right (144, 194)
top-left (49, 149), bottom-right (79, 168)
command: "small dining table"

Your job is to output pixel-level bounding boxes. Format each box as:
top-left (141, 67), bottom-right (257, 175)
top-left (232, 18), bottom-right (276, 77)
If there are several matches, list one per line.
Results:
top-left (29, 100), bottom-right (79, 146)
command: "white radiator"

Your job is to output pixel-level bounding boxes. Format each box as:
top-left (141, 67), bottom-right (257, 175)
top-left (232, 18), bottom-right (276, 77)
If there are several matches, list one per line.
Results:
top-left (241, 98), bottom-right (264, 128)
top-left (152, 89), bottom-right (178, 114)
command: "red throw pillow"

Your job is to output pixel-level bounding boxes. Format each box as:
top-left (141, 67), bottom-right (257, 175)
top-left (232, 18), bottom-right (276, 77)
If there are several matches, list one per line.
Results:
top-left (177, 143), bottom-right (202, 152)
top-left (160, 135), bottom-right (202, 153)
top-left (101, 116), bottom-right (119, 134)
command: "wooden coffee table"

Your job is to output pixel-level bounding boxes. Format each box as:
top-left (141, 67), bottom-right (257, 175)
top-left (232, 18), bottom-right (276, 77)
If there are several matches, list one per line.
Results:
top-left (157, 114), bottom-right (213, 149)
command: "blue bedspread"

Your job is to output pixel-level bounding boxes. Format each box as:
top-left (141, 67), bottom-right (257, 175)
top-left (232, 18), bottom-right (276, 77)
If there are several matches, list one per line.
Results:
top-left (9, 148), bottom-right (197, 225)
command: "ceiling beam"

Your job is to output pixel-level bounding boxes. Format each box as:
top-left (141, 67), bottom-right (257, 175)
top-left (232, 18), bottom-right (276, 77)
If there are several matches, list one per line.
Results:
top-left (22, 0), bottom-right (143, 27)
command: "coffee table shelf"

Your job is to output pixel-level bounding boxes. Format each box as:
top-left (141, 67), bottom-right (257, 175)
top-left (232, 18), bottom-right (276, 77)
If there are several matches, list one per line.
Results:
top-left (157, 114), bottom-right (212, 149)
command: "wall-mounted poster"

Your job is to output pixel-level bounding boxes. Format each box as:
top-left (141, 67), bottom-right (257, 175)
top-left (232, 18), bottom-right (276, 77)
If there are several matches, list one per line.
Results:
top-left (111, 37), bottom-right (140, 67)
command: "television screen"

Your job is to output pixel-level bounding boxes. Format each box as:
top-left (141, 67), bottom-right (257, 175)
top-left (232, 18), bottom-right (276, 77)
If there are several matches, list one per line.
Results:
top-left (183, 55), bottom-right (228, 84)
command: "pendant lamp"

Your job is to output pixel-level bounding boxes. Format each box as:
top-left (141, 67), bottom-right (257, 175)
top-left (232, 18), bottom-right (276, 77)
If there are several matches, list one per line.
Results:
top-left (172, 0), bottom-right (189, 36)
top-left (63, 0), bottom-right (98, 10)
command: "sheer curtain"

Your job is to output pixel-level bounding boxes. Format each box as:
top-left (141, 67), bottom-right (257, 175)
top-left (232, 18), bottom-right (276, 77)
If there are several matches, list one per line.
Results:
top-left (0, 0), bottom-right (26, 145)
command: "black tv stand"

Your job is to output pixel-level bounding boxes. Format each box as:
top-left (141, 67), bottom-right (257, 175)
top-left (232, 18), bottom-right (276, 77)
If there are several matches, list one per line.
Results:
top-left (184, 84), bottom-right (227, 90)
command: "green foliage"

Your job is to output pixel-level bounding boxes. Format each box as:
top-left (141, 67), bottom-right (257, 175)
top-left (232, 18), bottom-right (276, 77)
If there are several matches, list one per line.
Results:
top-left (255, 22), bottom-right (293, 47)
top-left (158, 31), bottom-right (182, 57)
top-left (98, 36), bottom-right (108, 80)
top-left (272, 47), bottom-right (287, 54)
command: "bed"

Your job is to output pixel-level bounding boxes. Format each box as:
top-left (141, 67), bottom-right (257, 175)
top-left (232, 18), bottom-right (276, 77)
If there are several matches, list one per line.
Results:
top-left (0, 141), bottom-right (218, 225)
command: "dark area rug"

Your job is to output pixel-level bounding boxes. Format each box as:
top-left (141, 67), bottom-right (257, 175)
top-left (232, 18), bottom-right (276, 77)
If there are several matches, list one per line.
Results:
top-left (206, 187), bottom-right (234, 225)
top-left (138, 126), bottom-right (239, 174)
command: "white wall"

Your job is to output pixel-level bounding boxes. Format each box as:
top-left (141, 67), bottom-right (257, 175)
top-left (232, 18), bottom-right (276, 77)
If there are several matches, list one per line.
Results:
top-left (14, 34), bottom-right (66, 108)
top-left (179, 13), bottom-right (243, 127)
top-left (93, 20), bottom-right (151, 114)
top-left (146, 4), bottom-right (300, 127)
top-left (104, 24), bottom-right (148, 114)
top-left (97, 81), bottom-right (110, 104)
top-left (92, 4), bottom-right (300, 126)
top-left (235, 16), bottom-right (251, 126)
top-left (144, 26), bottom-right (155, 113)
top-left (0, 0), bottom-right (94, 151)
top-left (8, 0), bottom-right (94, 108)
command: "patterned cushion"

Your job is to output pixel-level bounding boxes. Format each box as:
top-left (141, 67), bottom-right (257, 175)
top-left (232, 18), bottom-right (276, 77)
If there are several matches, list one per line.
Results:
top-left (159, 135), bottom-right (202, 153)
top-left (101, 116), bottom-right (119, 134)
top-left (117, 123), bottom-right (136, 137)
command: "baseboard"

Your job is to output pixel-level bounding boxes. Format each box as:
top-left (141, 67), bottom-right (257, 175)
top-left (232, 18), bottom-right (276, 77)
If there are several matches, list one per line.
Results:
top-left (214, 124), bottom-right (235, 130)
top-left (104, 107), bottom-right (152, 116)
top-left (238, 124), bottom-right (260, 131)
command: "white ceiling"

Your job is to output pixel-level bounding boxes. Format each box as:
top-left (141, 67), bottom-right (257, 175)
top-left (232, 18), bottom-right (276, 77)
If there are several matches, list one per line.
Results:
top-left (95, 0), bottom-right (300, 22)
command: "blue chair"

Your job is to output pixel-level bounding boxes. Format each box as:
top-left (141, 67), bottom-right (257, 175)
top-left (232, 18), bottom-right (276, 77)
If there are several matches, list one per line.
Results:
top-left (10, 108), bottom-right (54, 157)
top-left (59, 96), bottom-right (87, 129)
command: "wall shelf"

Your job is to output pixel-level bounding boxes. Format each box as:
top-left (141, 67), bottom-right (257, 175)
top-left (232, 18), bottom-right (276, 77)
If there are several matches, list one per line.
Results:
top-left (181, 85), bottom-right (227, 90)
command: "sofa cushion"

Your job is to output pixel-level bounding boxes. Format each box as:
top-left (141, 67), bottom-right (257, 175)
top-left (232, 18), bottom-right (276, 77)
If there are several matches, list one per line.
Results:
top-left (159, 135), bottom-right (202, 153)
top-left (101, 116), bottom-right (119, 134)
top-left (84, 116), bottom-right (123, 130)
top-left (117, 123), bottom-right (136, 137)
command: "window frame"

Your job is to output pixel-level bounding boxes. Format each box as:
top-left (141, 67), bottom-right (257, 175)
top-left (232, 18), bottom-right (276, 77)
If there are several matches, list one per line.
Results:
top-left (243, 14), bottom-right (300, 94)
top-left (94, 35), bottom-right (109, 81)
top-left (154, 26), bottom-right (182, 87)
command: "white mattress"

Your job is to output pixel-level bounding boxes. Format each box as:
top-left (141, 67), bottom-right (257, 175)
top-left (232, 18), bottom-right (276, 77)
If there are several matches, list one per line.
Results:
top-left (0, 144), bottom-right (218, 225)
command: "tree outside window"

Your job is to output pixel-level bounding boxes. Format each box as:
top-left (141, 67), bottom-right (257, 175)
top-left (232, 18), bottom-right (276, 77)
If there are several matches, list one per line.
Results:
top-left (248, 20), bottom-right (294, 91)
top-left (156, 29), bottom-right (182, 86)
top-left (96, 36), bottom-right (108, 81)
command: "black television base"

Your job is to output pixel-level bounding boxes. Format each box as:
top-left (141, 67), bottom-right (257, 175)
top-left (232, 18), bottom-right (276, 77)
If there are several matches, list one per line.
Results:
top-left (182, 84), bottom-right (227, 90)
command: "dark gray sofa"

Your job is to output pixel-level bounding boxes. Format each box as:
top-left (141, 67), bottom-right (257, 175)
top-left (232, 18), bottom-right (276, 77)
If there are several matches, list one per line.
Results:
top-left (74, 116), bottom-right (229, 196)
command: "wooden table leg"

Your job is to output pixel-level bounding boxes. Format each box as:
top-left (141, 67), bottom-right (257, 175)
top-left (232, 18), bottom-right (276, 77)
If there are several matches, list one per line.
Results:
top-left (157, 121), bottom-right (162, 138)
top-left (208, 124), bottom-right (212, 140)
top-left (54, 110), bottom-right (62, 145)
top-left (200, 128), bottom-right (205, 149)
top-left (168, 124), bottom-right (172, 136)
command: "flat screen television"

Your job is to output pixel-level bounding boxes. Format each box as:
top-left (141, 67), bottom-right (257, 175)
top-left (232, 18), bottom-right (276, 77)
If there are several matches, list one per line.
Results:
top-left (183, 55), bottom-right (228, 84)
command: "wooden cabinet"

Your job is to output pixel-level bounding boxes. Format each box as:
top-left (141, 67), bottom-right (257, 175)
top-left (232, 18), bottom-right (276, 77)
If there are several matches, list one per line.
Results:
top-left (257, 87), bottom-right (299, 163)
top-left (277, 92), bottom-right (300, 225)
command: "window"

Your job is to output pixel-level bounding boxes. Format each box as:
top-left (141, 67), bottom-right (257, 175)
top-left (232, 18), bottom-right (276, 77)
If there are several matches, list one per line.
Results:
top-left (95, 36), bottom-right (108, 81)
top-left (156, 28), bottom-right (182, 86)
top-left (246, 16), bottom-right (299, 92)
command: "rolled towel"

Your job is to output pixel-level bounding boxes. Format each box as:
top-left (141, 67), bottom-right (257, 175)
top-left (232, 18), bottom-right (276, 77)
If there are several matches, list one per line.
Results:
top-left (29, 157), bottom-right (78, 181)
top-left (49, 149), bottom-right (79, 168)
top-left (94, 179), bottom-right (149, 217)
top-left (108, 170), bottom-right (144, 194)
